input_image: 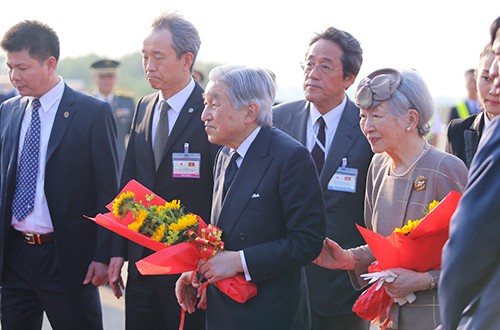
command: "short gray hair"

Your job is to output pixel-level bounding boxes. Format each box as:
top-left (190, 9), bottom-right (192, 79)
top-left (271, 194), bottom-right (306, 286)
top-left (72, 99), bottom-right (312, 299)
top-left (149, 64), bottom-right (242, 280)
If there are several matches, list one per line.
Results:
top-left (385, 69), bottom-right (434, 136)
top-left (151, 11), bottom-right (201, 71)
top-left (208, 65), bottom-right (276, 127)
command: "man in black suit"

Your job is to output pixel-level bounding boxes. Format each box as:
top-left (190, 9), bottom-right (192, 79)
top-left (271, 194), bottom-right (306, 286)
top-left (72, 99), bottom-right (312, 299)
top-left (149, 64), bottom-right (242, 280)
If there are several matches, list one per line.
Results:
top-left (446, 43), bottom-right (499, 169)
top-left (0, 21), bottom-right (119, 329)
top-left (439, 16), bottom-right (500, 330)
top-left (108, 12), bottom-right (218, 330)
top-left (176, 65), bottom-right (326, 330)
top-left (273, 27), bottom-right (373, 330)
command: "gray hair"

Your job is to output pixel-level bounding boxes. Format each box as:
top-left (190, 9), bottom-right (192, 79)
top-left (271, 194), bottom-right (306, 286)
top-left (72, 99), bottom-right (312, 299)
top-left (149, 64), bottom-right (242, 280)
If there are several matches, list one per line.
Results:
top-left (384, 69), bottom-right (433, 136)
top-left (208, 65), bottom-right (275, 127)
top-left (151, 11), bottom-right (201, 71)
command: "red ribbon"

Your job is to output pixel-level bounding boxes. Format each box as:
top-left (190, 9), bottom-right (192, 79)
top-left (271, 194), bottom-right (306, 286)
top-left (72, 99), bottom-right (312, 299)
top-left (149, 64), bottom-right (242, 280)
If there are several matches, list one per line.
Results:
top-left (188, 224), bottom-right (225, 260)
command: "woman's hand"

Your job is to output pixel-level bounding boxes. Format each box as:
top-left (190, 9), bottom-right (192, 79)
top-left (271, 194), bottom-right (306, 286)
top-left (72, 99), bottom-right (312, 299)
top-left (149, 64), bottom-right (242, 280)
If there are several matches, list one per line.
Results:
top-left (313, 238), bottom-right (355, 270)
top-left (383, 268), bottom-right (432, 299)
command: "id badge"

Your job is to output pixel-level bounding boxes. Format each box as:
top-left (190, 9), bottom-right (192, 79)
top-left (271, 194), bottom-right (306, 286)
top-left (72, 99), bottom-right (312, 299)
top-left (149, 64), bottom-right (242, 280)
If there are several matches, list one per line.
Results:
top-left (172, 153), bottom-right (201, 178)
top-left (327, 163), bottom-right (358, 193)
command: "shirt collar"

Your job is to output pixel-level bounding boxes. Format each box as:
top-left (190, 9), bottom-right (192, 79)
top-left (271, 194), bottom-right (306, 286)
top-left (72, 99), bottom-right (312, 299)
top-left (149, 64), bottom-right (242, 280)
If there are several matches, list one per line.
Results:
top-left (308, 95), bottom-right (347, 129)
top-left (35, 76), bottom-right (65, 113)
top-left (159, 78), bottom-right (195, 114)
top-left (233, 126), bottom-right (262, 161)
top-left (483, 111), bottom-right (493, 131)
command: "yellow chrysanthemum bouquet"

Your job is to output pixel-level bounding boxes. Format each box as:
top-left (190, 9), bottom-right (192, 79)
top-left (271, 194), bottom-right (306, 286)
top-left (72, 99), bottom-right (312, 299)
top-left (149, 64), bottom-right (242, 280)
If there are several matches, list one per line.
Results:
top-left (352, 192), bottom-right (461, 326)
top-left (112, 191), bottom-right (198, 246)
top-left (90, 179), bottom-right (257, 304)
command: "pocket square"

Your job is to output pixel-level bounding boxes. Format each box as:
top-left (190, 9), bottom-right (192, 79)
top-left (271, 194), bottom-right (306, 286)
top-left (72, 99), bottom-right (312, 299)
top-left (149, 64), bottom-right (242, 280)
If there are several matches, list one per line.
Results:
top-left (251, 193), bottom-right (260, 198)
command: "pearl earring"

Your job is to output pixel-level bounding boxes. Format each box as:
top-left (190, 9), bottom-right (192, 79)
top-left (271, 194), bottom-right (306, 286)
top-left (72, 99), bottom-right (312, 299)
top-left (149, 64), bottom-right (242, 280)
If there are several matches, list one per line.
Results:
top-left (406, 126), bottom-right (411, 132)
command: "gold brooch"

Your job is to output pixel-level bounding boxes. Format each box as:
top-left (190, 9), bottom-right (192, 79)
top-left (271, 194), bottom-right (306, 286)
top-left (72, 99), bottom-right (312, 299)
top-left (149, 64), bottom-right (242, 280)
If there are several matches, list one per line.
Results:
top-left (413, 175), bottom-right (427, 191)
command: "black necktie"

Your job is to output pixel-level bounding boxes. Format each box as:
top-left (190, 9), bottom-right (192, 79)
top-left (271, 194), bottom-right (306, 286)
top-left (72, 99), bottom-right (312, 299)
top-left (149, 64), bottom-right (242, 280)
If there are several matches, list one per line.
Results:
top-left (311, 116), bottom-right (326, 174)
top-left (223, 151), bottom-right (239, 200)
top-left (154, 101), bottom-right (170, 169)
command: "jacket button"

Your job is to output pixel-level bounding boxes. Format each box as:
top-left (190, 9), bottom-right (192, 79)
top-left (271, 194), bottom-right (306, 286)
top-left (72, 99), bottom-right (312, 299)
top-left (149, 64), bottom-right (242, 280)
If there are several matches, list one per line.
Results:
top-left (239, 233), bottom-right (246, 240)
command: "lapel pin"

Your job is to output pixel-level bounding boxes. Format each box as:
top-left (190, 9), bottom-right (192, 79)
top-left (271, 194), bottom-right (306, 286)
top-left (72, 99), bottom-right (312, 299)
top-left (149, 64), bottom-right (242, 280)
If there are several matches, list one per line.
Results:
top-left (64, 111), bottom-right (70, 118)
top-left (413, 175), bottom-right (427, 191)
top-left (188, 108), bottom-right (194, 114)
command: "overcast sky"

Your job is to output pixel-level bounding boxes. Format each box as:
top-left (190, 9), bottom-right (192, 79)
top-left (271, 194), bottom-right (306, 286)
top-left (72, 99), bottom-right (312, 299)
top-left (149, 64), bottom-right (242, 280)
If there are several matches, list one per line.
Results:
top-left (1, 0), bottom-right (498, 102)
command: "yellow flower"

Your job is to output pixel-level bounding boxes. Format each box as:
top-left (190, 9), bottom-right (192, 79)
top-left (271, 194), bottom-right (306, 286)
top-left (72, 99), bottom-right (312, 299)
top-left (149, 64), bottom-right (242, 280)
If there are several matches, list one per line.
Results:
top-left (169, 213), bottom-right (198, 231)
top-left (127, 209), bottom-right (148, 232)
top-left (113, 191), bottom-right (199, 245)
top-left (112, 191), bottom-right (135, 219)
top-left (393, 199), bottom-right (440, 235)
top-left (165, 200), bottom-right (181, 210)
top-left (394, 219), bottom-right (422, 235)
top-left (155, 205), bottom-right (166, 214)
top-left (151, 223), bottom-right (166, 242)
top-left (427, 200), bottom-right (439, 213)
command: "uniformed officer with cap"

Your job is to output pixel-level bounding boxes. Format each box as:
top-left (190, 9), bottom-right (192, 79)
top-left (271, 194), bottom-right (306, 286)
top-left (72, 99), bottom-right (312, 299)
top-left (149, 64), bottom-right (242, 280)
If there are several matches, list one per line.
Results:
top-left (91, 59), bottom-right (135, 174)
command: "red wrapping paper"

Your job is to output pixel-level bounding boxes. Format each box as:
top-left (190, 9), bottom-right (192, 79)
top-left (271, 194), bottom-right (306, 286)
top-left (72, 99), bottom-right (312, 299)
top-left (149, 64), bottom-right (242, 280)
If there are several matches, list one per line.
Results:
top-left (89, 179), bottom-right (257, 303)
top-left (352, 190), bottom-right (462, 323)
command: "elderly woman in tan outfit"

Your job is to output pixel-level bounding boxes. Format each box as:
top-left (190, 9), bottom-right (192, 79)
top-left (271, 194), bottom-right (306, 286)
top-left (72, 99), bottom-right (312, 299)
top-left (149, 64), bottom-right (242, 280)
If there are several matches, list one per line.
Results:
top-left (314, 68), bottom-right (468, 329)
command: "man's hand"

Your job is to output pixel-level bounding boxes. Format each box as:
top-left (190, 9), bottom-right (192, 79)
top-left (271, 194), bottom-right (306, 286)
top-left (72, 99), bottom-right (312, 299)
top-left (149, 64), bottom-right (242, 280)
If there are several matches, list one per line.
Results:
top-left (83, 261), bottom-right (108, 286)
top-left (108, 257), bottom-right (125, 298)
top-left (197, 250), bottom-right (242, 283)
top-left (176, 271), bottom-right (200, 314)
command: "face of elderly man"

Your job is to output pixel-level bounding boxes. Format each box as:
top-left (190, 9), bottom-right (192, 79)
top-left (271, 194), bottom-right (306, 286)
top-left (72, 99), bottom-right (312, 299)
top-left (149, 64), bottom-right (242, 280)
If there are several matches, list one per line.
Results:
top-left (201, 80), bottom-right (253, 149)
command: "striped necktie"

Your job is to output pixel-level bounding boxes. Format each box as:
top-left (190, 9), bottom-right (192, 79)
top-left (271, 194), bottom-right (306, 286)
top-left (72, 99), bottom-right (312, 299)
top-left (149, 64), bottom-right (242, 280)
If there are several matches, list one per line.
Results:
top-left (311, 116), bottom-right (326, 174)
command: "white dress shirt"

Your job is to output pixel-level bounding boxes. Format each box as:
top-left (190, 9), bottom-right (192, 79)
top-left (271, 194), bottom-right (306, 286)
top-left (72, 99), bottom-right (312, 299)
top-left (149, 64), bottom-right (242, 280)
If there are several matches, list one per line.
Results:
top-left (152, 78), bottom-right (195, 148)
top-left (12, 77), bottom-right (65, 233)
top-left (306, 96), bottom-right (347, 156)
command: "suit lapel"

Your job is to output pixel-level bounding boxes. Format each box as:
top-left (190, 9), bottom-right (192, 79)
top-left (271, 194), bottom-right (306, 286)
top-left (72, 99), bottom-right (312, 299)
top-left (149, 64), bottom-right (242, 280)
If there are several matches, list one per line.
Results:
top-left (320, 99), bottom-right (361, 186)
top-left (137, 94), bottom-right (156, 173)
top-left (464, 113), bottom-right (483, 167)
top-left (216, 128), bottom-right (273, 238)
top-left (46, 85), bottom-right (76, 163)
top-left (6, 98), bottom-right (29, 193)
top-left (289, 101), bottom-right (309, 145)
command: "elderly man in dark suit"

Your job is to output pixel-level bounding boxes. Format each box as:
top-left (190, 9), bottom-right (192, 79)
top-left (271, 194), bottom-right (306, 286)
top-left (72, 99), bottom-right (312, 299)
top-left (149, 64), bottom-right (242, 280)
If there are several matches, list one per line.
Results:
top-left (0, 21), bottom-right (118, 329)
top-left (273, 27), bottom-right (373, 330)
top-left (439, 16), bottom-right (500, 330)
top-left (175, 65), bottom-right (326, 330)
top-left (108, 12), bottom-right (219, 330)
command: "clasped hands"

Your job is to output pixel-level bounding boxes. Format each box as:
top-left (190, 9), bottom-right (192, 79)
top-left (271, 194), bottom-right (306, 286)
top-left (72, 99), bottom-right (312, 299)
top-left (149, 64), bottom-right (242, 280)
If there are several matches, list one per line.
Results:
top-left (175, 250), bottom-right (242, 313)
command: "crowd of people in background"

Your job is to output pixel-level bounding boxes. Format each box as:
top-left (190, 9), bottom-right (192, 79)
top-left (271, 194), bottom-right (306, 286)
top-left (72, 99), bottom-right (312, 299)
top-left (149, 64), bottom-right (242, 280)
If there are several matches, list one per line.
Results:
top-left (0, 10), bottom-right (499, 330)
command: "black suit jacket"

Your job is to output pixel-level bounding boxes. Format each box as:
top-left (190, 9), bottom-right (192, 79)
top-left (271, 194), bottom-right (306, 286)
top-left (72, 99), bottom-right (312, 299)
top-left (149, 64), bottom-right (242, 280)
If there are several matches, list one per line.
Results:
top-left (273, 99), bottom-right (373, 316)
top-left (0, 85), bottom-right (119, 288)
top-left (439, 116), bottom-right (500, 329)
top-left (446, 112), bottom-right (484, 168)
top-left (207, 126), bottom-right (325, 330)
top-left (112, 83), bottom-right (220, 277)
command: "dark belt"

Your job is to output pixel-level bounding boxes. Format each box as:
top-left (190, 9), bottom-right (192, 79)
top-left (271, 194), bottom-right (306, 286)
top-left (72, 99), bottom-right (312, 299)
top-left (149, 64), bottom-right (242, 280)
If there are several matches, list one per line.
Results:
top-left (14, 230), bottom-right (55, 245)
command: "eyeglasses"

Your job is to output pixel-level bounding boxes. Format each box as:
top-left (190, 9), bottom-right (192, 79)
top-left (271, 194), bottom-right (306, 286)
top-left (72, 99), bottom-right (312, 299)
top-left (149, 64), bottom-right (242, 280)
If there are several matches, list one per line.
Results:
top-left (300, 61), bottom-right (340, 75)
